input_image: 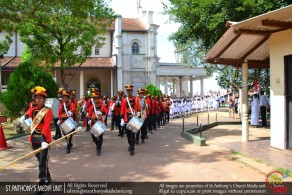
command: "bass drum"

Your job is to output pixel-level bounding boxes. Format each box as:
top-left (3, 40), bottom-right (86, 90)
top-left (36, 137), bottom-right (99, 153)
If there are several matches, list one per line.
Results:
top-left (45, 98), bottom-right (60, 119)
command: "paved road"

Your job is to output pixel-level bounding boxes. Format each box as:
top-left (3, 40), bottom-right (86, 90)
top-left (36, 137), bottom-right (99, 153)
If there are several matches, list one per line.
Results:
top-left (0, 113), bottom-right (268, 182)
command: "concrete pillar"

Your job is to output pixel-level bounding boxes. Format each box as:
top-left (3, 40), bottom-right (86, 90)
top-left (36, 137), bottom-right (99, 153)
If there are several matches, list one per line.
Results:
top-left (172, 79), bottom-right (175, 96)
top-left (241, 63), bottom-right (249, 142)
top-left (79, 70), bottom-right (84, 98)
top-left (179, 76), bottom-right (183, 97)
top-left (156, 76), bottom-right (160, 88)
top-left (190, 76), bottom-right (193, 97)
top-left (200, 77), bottom-right (204, 97)
top-left (115, 15), bottom-right (123, 91)
top-left (110, 70), bottom-right (114, 97)
top-left (164, 76), bottom-right (167, 95)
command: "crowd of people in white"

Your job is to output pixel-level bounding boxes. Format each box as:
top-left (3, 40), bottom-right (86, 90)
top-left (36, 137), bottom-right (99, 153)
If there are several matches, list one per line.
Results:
top-left (169, 95), bottom-right (225, 119)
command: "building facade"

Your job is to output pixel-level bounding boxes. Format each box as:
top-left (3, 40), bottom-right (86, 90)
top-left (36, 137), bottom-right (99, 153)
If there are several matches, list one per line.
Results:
top-left (0, 10), bottom-right (159, 98)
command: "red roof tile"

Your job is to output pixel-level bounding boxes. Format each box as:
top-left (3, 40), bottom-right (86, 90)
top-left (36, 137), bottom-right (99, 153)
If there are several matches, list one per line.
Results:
top-left (1, 57), bottom-right (115, 70)
top-left (108, 18), bottom-right (148, 31)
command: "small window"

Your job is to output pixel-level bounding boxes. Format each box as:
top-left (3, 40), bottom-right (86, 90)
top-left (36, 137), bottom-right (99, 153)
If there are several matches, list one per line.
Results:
top-left (94, 46), bottom-right (100, 55)
top-left (132, 42), bottom-right (139, 54)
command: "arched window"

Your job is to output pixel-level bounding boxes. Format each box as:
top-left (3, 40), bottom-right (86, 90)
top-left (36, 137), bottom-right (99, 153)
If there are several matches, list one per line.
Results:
top-left (132, 42), bottom-right (139, 54)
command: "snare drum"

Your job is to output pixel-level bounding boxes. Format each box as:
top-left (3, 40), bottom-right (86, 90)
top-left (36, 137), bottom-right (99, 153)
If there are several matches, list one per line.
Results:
top-left (21, 118), bottom-right (32, 132)
top-left (126, 116), bottom-right (144, 134)
top-left (90, 121), bottom-right (106, 138)
top-left (60, 117), bottom-right (77, 135)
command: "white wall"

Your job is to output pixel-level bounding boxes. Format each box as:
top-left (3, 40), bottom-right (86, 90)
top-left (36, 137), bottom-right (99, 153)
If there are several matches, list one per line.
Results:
top-left (270, 29), bottom-right (292, 149)
top-left (90, 32), bottom-right (112, 57)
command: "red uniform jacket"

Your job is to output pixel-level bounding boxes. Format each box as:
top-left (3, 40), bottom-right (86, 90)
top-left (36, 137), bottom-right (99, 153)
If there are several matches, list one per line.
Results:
top-left (29, 101), bottom-right (37, 109)
top-left (85, 99), bottom-right (93, 113)
top-left (58, 102), bottom-right (76, 122)
top-left (102, 99), bottom-right (110, 115)
top-left (146, 97), bottom-right (151, 115)
top-left (159, 100), bottom-right (164, 113)
top-left (109, 100), bottom-right (116, 114)
top-left (121, 96), bottom-right (141, 123)
top-left (165, 98), bottom-right (172, 112)
top-left (71, 98), bottom-right (78, 110)
top-left (88, 100), bottom-right (105, 126)
top-left (151, 99), bottom-right (157, 114)
top-left (25, 106), bottom-right (52, 143)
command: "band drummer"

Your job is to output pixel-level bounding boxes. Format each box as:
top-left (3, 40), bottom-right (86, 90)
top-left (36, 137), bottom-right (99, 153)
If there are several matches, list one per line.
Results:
top-left (88, 91), bottom-right (106, 156)
top-left (137, 88), bottom-right (148, 144)
top-left (120, 84), bottom-right (141, 156)
top-left (58, 90), bottom-right (76, 154)
top-left (115, 91), bottom-right (124, 137)
top-left (19, 86), bottom-right (53, 184)
top-left (53, 88), bottom-right (63, 140)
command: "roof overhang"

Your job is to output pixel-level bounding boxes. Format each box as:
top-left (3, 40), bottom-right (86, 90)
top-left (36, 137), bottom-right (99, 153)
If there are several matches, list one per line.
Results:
top-left (206, 5), bottom-right (292, 69)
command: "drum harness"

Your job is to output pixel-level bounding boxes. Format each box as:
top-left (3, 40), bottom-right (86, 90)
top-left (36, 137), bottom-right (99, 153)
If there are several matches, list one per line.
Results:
top-left (91, 98), bottom-right (101, 121)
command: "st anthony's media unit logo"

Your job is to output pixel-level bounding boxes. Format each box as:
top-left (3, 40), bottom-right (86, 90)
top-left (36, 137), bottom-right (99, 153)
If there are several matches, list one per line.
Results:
top-left (266, 170), bottom-right (289, 194)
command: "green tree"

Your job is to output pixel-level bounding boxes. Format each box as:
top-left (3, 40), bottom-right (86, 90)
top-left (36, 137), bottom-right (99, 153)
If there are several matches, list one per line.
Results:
top-left (163, 0), bottom-right (291, 92)
top-left (0, 0), bottom-right (116, 89)
top-left (146, 83), bottom-right (162, 96)
top-left (0, 61), bottom-right (58, 117)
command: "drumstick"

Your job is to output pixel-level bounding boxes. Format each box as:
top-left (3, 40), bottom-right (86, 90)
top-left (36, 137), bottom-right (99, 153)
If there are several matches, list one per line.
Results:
top-left (0, 126), bottom-right (83, 171)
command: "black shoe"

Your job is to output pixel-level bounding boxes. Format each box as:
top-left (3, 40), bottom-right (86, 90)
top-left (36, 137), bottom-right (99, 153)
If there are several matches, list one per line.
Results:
top-left (130, 151), bottom-right (134, 156)
top-left (117, 134), bottom-right (121, 136)
top-left (39, 177), bottom-right (50, 185)
top-left (141, 140), bottom-right (145, 143)
top-left (66, 148), bottom-right (71, 154)
top-left (121, 134), bottom-right (124, 137)
top-left (53, 136), bottom-right (57, 140)
top-left (96, 149), bottom-right (101, 156)
top-left (145, 135), bottom-right (148, 139)
top-left (110, 128), bottom-right (114, 130)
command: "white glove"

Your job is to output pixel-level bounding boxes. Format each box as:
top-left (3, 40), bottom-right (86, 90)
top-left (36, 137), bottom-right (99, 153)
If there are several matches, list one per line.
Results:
top-left (68, 111), bottom-right (73, 116)
top-left (19, 115), bottom-right (25, 124)
top-left (57, 120), bottom-right (61, 125)
top-left (95, 111), bottom-right (102, 116)
top-left (136, 112), bottom-right (141, 117)
top-left (86, 112), bottom-right (89, 117)
top-left (88, 120), bottom-right (92, 125)
top-left (120, 119), bottom-right (125, 126)
top-left (41, 142), bottom-right (49, 150)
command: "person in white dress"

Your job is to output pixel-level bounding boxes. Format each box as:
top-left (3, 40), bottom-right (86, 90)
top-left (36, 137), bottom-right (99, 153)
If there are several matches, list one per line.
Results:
top-left (251, 94), bottom-right (260, 128)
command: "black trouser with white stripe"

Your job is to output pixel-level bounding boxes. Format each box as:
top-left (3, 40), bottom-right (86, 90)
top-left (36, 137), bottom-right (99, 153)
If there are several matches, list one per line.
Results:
top-left (32, 143), bottom-right (50, 179)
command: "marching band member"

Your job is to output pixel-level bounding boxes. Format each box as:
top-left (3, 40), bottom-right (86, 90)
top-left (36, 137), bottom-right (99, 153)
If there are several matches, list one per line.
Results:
top-left (85, 88), bottom-right (98, 131)
top-left (79, 95), bottom-right (87, 121)
top-left (88, 92), bottom-right (106, 156)
top-left (58, 90), bottom-right (76, 154)
top-left (103, 95), bottom-right (110, 126)
top-left (115, 91), bottom-right (124, 137)
top-left (120, 84), bottom-right (141, 156)
top-left (109, 96), bottom-right (117, 130)
top-left (21, 86), bottom-right (52, 184)
top-left (146, 94), bottom-right (153, 134)
top-left (165, 95), bottom-right (172, 123)
top-left (53, 88), bottom-right (63, 140)
top-left (69, 90), bottom-right (78, 121)
top-left (137, 88), bottom-right (148, 144)
top-left (151, 95), bottom-right (157, 131)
